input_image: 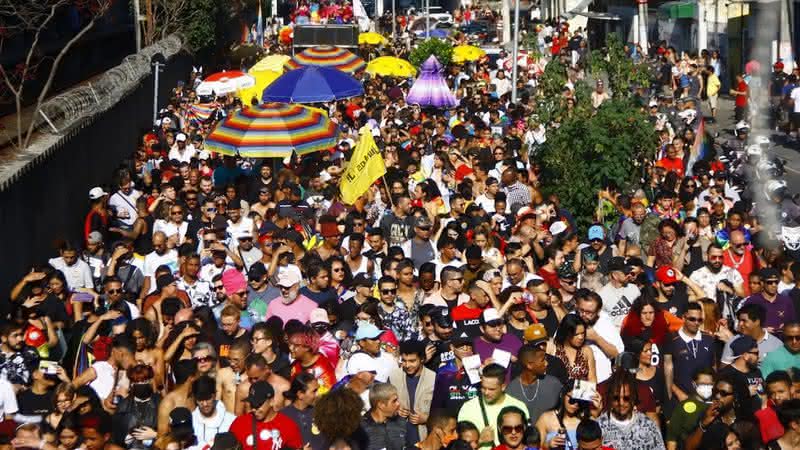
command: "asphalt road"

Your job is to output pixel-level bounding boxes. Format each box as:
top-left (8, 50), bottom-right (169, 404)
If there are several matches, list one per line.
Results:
top-left (705, 96), bottom-right (800, 193)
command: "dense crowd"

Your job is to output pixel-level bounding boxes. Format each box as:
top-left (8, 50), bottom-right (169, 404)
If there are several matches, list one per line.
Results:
top-left (6, 11), bottom-right (800, 450)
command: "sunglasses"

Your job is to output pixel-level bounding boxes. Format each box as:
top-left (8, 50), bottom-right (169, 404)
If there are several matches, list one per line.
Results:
top-left (381, 289), bottom-right (397, 294)
top-left (205, 208), bottom-right (217, 213)
top-left (332, 268), bottom-right (344, 273)
top-left (107, 289), bottom-right (123, 294)
top-left (612, 395), bottom-right (631, 402)
top-left (501, 425), bottom-right (524, 435)
top-left (765, 280), bottom-right (780, 285)
top-left (194, 355), bottom-right (214, 364)
top-left (713, 389), bottom-right (734, 397)
top-left (684, 317), bottom-right (703, 323)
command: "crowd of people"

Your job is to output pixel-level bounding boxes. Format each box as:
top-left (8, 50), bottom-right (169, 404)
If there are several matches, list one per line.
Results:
top-left (6, 8), bottom-right (800, 450)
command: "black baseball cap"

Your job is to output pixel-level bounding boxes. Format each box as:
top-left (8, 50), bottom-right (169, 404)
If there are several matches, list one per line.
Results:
top-left (245, 381), bottom-right (275, 408)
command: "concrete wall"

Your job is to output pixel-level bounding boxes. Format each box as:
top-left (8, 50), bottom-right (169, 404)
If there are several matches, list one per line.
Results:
top-left (0, 53), bottom-right (193, 298)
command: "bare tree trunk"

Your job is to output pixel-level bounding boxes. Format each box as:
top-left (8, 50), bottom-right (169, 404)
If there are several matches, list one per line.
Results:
top-left (23, 17), bottom-right (98, 148)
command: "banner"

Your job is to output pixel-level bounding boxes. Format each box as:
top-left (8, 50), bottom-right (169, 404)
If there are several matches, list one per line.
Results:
top-left (340, 126), bottom-right (386, 204)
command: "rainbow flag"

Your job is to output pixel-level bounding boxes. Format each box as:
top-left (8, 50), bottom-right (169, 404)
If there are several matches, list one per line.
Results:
top-left (687, 117), bottom-right (710, 176)
top-left (188, 103), bottom-right (218, 122)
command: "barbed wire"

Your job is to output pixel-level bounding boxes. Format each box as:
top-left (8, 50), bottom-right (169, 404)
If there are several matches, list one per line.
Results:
top-left (34, 33), bottom-right (183, 134)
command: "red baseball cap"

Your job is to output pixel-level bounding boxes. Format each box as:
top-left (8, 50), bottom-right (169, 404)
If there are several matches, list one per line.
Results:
top-left (656, 265), bottom-right (679, 285)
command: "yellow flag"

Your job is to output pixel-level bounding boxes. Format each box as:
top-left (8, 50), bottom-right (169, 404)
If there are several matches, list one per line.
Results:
top-left (340, 126), bottom-right (386, 204)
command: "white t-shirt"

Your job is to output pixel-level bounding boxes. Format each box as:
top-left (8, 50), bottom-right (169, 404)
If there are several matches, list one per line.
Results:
top-left (108, 190), bottom-right (141, 227)
top-left (791, 87), bottom-right (800, 113)
top-left (153, 220), bottom-right (188, 245)
top-left (48, 257), bottom-right (94, 290)
top-left (142, 249), bottom-right (178, 293)
top-left (598, 282), bottom-right (641, 329)
top-left (0, 379), bottom-right (18, 417)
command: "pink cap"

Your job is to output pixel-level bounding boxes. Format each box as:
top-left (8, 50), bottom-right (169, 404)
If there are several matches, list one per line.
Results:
top-left (222, 269), bottom-right (247, 296)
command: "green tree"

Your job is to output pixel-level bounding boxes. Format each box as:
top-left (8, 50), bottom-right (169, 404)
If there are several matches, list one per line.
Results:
top-left (532, 34), bottom-right (657, 228)
top-left (409, 38), bottom-right (453, 67)
top-left (589, 33), bottom-right (651, 98)
top-left (183, 0), bottom-right (217, 51)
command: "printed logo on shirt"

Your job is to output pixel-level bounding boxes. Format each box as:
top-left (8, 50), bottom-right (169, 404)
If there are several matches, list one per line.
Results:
top-left (608, 296), bottom-right (633, 318)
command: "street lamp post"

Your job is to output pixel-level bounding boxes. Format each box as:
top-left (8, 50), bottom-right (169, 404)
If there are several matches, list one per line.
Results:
top-left (511, 0), bottom-right (520, 102)
top-left (151, 53), bottom-right (166, 126)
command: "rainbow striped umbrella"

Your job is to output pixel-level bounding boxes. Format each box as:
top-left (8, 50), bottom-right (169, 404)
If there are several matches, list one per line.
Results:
top-left (205, 103), bottom-right (340, 157)
top-left (285, 45), bottom-right (366, 73)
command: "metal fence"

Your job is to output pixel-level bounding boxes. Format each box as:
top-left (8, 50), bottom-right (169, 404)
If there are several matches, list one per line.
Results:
top-left (35, 34), bottom-right (184, 134)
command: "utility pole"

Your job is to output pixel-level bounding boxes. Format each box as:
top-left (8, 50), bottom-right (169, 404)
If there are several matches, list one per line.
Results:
top-left (151, 53), bottom-right (166, 126)
top-left (511, 0), bottom-right (520, 102)
top-left (503, 0), bottom-right (511, 43)
top-left (426, 0), bottom-right (430, 38)
top-left (697, 0), bottom-right (707, 52)
top-left (392, 0), bottom-right (397, 39)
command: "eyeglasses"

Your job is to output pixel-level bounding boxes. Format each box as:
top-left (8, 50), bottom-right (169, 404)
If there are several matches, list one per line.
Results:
top-left (713, 389), bottom-right (734, 397)
top-left (106, 289), bottom-right (123, 294)
top-left (194, 355), bottom-right (214, 363)
top-left (205, 208), bottom-right (217, 213)
top-left (501, 425), bottom-right (524, 435)
top-left (381, 289), bottom-right (397, 294)
top-left (684, 317), bottom-right (703, 323)
top-left (785, 335), bottom-right (800, 341)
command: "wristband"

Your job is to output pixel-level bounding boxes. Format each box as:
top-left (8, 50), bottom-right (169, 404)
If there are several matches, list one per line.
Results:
top-left (698, 422), bottom-right (707, 433)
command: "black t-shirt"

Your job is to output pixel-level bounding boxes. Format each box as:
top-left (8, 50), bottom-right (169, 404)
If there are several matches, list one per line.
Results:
top-left (423, 338), bottom-right (454, 371)
top-left (336, 298), bottom-right (375, 324)
top-left (213, 328), bottom-right (251, 365)
top-left (718, 364), bottom-right (763, 414)
top-left (658, 284), bottom-right (689, 317)
top-left (269, 348), bottom-right (292, 379)
top-left (17, 389), bottom-right (53, 422)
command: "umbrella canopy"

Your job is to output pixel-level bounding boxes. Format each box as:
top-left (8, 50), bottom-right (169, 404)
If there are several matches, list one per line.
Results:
top-left (359, 32), bottom-right (387, 45)
top-left (365, 56), bottom-right (417, 78)
top-left (453, 45), bottom-right (486, 63)
top-left (206, 103), bottom-right (340, 157)
top-left (406, 55), bottom-right (458, 109)
top-left (285, 46), bottom-right (366, 73)
top-left (252, 54), bottom-right (290, 73)
top-left (197, 71), bottom-right (256, 96)
top-left (262, 66), bottom-right (364, 103)
top-left (237, 70), bottom-right (282, 105)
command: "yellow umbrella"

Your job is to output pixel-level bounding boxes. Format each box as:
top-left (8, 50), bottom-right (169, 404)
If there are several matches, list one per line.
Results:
top-left (237, 69), bottom-right (281, 104)
top-left (252, 54), bottom-right (290, 73)
top-left (365, 56), bottom-right (417, 77)
top-left (359, 32), bottom-right (387, 45)
top-left (453, 45), bottom-right (486, 63)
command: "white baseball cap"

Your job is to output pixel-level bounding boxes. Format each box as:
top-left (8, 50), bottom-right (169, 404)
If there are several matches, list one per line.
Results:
top-left (347, 352), bottom-right (378, 376)
top-left (88, 187), bottom-right (107, 200)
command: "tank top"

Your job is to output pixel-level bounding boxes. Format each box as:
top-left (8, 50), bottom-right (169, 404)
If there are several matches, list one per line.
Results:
top-left (555, 344), bottom-right (590, 381)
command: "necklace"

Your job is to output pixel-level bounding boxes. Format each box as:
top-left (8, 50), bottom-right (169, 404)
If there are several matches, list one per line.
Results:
top-left (519, 378), bottom-right (540, 402)
top-left (727, 249), bottom-right (745, 269)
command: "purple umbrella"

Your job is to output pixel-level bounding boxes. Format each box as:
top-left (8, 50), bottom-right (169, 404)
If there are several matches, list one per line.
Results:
top-left (406, 55), bottom-right (458, 109)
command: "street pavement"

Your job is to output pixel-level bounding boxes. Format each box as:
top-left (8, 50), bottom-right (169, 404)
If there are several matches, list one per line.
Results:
top-left (706, 96), bottom-right (800, 193)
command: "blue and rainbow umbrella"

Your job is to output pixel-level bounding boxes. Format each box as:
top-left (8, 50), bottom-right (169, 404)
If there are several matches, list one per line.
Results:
top-left (205, 103), bottom-right (340, 157)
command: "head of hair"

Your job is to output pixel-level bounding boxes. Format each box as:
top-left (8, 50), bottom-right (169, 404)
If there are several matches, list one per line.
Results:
top-left (127, 364), bottom-right (155, 383)
top-left (111, 335), bottom-right (136, 355)
top-left (427, 410), bottom-right (456, 432)
top-left (496, 406), bottom-right (527, 445)
top-left (125, 318), bottom-right (156, 349)
top-left (313, 386), bottom-right (365, 439)
top-left (777, 399), bottom-right (800, 428)
top-left (172, 359), bottom-right (198, 385)
top-left (576, 419), bottom-right (603, 443)
top-left (399, 340), bottom-right (426, 359)
top-left (245, 353), bottom-right (267, 370)
top-left (554, 314), bottom-right (586, 346)
top-left (766, 370), bottom-right (792, 390)
top-left (457, 421), bottom-right (478, 434)
top-left (192, 375), bottom-right (217, 401)
top-left (369, 382), bottom-right (398, 408)
top-left (603, 369), bottom-right (639, 415)
top-left (285, 372), bottom-right (317, 402)
top-left (481, 363), bottom-right (507, 384)
top-left (737, 303), bottom-right (766, 326)
top-left (287, 326), bottom-right (321, 353)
